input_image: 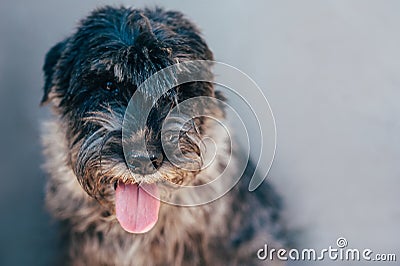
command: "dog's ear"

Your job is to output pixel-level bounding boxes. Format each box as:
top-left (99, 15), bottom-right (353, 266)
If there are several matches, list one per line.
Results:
top-left (41, 38), bottom-right (69, 105)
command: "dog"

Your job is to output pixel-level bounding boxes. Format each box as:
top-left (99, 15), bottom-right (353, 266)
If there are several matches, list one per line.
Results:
top-left (41, 6), bottom-right (287, 265)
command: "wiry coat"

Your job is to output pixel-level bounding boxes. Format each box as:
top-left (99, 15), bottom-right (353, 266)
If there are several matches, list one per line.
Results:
top-left (41, 6), bottom-right (287, 265)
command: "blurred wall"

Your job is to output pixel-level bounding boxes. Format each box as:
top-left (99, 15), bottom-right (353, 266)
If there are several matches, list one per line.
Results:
top-left (0, 1), bottom-right (399, 265)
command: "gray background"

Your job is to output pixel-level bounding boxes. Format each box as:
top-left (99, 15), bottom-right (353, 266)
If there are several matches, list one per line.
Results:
top-left (0, 0), bottom-right (399, 265)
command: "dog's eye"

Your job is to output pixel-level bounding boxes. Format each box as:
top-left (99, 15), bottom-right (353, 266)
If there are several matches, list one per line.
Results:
top-left (104, 81), bottom-right (119, 93)
top-left (169, 135), bottom-right (179, 143)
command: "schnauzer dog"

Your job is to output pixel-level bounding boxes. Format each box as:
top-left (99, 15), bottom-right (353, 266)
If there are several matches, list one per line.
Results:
top-left (41, 6), bottom-right (287, 265)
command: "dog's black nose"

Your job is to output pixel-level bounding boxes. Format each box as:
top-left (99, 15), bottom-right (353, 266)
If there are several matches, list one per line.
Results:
top-left (127, 153), bottom-right (163, 175)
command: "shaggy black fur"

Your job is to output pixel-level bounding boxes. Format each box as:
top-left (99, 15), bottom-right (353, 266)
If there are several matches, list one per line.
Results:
top-left (43, 6), bottom-right (212, 156)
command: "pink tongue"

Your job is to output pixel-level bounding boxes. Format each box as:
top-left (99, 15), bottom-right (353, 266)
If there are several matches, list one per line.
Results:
top-left (115, 183), bottom-right (160, 234)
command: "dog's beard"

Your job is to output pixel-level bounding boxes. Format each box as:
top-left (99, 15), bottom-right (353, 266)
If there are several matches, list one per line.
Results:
top-left (71, 105), bottom-right (205, 233)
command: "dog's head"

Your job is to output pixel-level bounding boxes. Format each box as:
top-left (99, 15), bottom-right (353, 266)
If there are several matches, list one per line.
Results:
top-left (42, 6), bottom-right (226, 233)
